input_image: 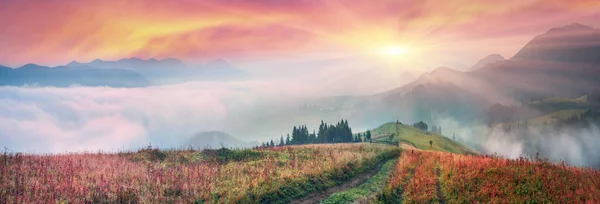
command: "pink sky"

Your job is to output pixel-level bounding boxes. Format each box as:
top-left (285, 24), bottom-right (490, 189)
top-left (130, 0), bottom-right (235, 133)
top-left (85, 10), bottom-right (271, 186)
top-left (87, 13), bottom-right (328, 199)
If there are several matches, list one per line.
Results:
top-left (1, 0), bottom-right (599, 67)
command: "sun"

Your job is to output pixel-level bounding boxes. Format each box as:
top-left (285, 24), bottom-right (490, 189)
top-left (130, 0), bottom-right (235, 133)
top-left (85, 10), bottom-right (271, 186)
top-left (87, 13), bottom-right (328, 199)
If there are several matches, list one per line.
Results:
top-left (381, 45), bottom-right (409, 57)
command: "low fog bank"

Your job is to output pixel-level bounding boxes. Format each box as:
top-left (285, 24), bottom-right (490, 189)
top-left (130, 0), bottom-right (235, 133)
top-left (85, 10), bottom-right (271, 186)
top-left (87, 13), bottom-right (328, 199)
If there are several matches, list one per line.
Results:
top-left (441, 118), bottom-right (600, 168)
top-left (0, 58), bottom-right (421, 153)
top-left (483, 125), bottom-right (600, 168)
top-left (0, 80), bottom-right (329, 153)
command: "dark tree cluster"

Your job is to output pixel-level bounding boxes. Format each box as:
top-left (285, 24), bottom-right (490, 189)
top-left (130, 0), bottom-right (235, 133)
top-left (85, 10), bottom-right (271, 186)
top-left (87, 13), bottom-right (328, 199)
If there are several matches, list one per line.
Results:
top-left (354, 130), bottom-right (372, 143)
top-left (258, 119), bottom-right (355, 148)
top-left (315, 120), bottom-right (353, 144)
top-left (413, 121), bottom-right (428, 131)
top-left (290, 125), bottom-right (317, 145)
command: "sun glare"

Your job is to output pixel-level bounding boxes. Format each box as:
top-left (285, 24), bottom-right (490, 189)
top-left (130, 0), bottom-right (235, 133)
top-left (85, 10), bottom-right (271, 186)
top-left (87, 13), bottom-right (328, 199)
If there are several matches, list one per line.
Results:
top-left (381, 45), bottom-right (408, 57)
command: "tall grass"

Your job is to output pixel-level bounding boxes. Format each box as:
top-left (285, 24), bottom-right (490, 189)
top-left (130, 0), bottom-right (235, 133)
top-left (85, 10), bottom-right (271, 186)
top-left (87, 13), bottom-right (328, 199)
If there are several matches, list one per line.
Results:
top-left (0, 143), bottom-right (398, 203)
top-left (380, 150), bottom-right (600, 203)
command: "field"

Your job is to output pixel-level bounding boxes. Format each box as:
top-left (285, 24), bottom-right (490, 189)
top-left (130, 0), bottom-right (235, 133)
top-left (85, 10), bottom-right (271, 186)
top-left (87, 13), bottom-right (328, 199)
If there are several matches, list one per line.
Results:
top-left (367, 122), bottom-right (477, 154)
top-left (0, 144), bottom-right (399, 203)
top-left (381, 150), bottom-right (600, 203)
top-left (2, 121), bottom-right (599, 203)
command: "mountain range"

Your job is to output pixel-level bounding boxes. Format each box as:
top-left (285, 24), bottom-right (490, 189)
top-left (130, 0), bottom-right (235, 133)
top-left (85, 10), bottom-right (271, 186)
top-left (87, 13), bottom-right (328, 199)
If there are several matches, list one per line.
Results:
top-left (0, 58), bottom-right (247, 87)
top-left (294, 23), bottom-right (600, 130)
top-left (371, 23), bottom-right (600, 124)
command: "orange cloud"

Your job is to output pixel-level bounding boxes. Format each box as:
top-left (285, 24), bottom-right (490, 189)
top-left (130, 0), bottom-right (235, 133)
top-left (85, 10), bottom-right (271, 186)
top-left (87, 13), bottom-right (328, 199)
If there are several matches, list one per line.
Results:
top-left (0, 0), bottom-right (599, 67)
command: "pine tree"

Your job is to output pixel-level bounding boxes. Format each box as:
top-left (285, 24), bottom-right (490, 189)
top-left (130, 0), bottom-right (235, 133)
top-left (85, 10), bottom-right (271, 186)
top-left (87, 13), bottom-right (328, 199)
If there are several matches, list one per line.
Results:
top-left (366, 130), bottom-right (372, 140)
top-left (270, 140), bottom-right (275, 147)
top-left (285, 134), bottom-right (291, 145)
top-left (317, 120), bottom-right (326, 143)
top-left (279, 135), bottom-right (284, 146)
top-left (291, 126), bottom-right (298, 145)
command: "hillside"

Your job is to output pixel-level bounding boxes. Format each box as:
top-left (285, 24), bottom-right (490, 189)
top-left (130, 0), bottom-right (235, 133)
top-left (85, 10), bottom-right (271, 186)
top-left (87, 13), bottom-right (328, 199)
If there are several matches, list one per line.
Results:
top-left (366, 122), bottom-right (477, 154)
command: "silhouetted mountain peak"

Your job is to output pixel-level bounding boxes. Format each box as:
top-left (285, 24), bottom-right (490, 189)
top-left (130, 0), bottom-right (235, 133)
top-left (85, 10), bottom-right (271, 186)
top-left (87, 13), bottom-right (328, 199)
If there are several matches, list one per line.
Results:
top-left (19, 63), bottom-right (48, 70)
top-left (547, 23), bottom-right (594, 33)
top-left (91, 59), bottom-right (104, 63)
top-left (512, 23), bottom-right (600, 64)
top-left (67, 60), bottom-right (83, 67)
top-left (471, 54), bottom-right (505, 71)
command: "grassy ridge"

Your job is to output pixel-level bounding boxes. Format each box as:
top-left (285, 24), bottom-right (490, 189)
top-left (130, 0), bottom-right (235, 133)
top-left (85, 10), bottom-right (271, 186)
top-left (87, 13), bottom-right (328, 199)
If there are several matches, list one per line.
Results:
top-left (320, 159), bottom-right (398, 204)
top-left (367, 122), bottom-right (477, 154)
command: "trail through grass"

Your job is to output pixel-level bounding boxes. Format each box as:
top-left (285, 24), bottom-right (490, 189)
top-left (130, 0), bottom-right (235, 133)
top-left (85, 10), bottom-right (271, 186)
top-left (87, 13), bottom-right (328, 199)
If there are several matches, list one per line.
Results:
top-left (320, 159), bottom-right (397, 204)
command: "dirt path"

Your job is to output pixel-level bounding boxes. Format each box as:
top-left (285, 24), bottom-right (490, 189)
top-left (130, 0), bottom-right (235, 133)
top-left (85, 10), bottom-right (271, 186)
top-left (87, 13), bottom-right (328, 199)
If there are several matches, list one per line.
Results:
top-left (436, 167), bottom-right (446, 204)
top-left (291, 161), bottom-right (387, 204)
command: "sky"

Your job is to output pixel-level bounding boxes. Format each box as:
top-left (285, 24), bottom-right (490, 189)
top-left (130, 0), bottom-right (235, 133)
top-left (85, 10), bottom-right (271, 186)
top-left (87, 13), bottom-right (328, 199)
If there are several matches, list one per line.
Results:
top-left (1, 0), bottom-right (600, 69)
top-left (2, 0), bottom-right (600, 163)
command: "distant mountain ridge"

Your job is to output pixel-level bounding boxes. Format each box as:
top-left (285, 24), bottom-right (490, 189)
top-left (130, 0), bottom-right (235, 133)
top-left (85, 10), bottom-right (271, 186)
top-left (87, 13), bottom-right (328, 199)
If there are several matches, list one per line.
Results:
top-left (186, 131), bottom-right (256, 149)
top-left (512, 23), bottom-right (600, 64)
top-left (0, 63), bottom-right (150, 87)
top-left (66, 57), bottom-right (248, 84)
top-left (0, 58), bottom-right (248, 87)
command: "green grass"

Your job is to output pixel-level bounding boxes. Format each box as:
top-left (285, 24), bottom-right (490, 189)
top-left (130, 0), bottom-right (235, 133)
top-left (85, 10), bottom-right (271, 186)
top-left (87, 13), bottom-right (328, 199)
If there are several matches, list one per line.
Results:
top-left (321, 159), bottom-right (398, 204)
top-left (366, 122), bottom-right (477, 154)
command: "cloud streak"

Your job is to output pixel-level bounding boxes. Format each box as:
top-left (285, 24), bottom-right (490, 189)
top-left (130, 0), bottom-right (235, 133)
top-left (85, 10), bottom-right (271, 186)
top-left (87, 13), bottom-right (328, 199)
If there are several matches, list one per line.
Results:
top-left (1, 0), bottom-right (599, 66)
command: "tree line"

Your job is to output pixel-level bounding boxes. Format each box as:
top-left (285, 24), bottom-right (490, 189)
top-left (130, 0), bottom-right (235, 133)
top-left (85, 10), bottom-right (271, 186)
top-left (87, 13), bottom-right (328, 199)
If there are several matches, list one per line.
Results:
top-left (259, 119), bottom-right (372, 148)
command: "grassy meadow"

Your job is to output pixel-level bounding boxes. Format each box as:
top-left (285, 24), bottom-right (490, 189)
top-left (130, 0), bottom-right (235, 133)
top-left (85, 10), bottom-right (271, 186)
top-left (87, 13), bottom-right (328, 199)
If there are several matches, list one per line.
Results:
top-left (2, 121), bottom-right (599, 203)
top-left (367, 122), bottom-right (477, 154)
top-left (0, 144), bottom-right (399, 203)
top-left (381, 149), bottom-right (600, 203)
